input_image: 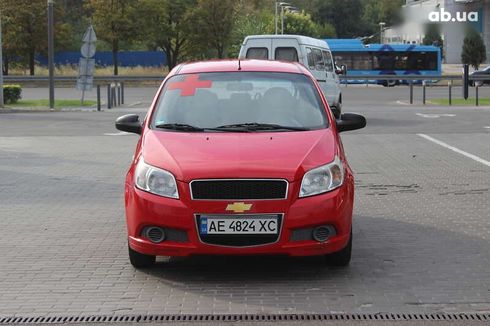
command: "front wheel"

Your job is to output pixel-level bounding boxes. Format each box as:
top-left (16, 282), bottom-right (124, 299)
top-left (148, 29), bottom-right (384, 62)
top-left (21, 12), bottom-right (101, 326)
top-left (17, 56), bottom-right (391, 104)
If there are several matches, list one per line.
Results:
top-left (128, 244), bottom-right (155, 268)
top-left (325, 230), bottom-right (352, 267)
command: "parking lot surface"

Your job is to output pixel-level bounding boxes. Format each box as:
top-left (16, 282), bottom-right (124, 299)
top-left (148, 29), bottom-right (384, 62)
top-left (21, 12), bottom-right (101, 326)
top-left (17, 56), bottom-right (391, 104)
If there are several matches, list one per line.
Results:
top-left (0, 86), bottom-right (489, 318)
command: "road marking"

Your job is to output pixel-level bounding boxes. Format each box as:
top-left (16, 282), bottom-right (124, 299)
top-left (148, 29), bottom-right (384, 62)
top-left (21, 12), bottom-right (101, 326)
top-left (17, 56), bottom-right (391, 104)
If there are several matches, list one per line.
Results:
top-left (416, 113), bottom-right (456, 118)
top-left (103, 132), bottom-right (130, 136)
top-left (485, 126), bottom-right (490, 129)
top-left (417, 134), bottom-right (490, 167)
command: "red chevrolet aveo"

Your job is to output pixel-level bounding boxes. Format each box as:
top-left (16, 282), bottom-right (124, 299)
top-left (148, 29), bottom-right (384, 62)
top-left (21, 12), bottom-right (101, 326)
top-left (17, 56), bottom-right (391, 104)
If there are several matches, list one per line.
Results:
top-left (116, 60), bottom-right (366, 268)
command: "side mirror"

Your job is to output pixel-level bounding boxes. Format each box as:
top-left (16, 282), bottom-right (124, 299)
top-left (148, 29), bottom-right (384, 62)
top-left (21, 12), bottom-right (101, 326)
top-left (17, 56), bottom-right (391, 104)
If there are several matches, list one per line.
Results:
top-left (115, 114), bottom-right (142, 134)
top-left (335, 65), bottom-right (343, 75)
top-left (340, 64), bottom-right (347, 75)
top-left (336, 113), bottom-right (366, 132)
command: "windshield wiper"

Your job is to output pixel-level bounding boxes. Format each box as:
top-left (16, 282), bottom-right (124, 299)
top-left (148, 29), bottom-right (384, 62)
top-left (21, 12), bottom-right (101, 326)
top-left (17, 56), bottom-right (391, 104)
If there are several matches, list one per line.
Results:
top-left (154, 123), bottom-right (205, 131)
top-left (154, 123), bottom-right (250, 133)
top-left (215, 123), bottom-right (310, 131)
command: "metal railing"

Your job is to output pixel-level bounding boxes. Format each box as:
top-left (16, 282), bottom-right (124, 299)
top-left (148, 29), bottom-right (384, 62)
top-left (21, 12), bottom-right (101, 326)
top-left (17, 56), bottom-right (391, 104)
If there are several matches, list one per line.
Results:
top-left (339, 74), bottom-right (489, 106)
top-left (4, 74), bottom-right (489, 107)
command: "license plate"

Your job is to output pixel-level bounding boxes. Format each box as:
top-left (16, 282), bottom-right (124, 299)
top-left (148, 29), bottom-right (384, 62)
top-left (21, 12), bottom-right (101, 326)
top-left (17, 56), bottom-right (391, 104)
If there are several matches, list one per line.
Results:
top-left (199, 216), bottom-right (278, 235)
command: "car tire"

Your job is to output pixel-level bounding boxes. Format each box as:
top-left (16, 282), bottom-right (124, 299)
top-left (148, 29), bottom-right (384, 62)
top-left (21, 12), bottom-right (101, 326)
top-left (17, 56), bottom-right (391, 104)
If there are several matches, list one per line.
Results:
top-left (128, 244), bottom-right (156, 268)
top-left (325, 230), bottom-right (352, 267)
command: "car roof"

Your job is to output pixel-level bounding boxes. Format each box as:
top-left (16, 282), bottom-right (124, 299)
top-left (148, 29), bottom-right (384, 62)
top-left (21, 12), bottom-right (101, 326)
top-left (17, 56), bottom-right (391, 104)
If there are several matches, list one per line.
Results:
top-left (244, 34), bottom-right (329, 49)
top-left (174, 59), bottom-right (309, 75)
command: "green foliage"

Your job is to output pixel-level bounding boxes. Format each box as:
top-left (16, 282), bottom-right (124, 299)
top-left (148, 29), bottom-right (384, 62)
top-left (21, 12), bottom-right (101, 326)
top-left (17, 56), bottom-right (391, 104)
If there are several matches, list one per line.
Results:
top-left (186, 0), bottom-right (238, 59)
top-left (85, 0), bottom-right (139, 75)
top-left (283, 11), bottom-right (335, 38)
top-left (2, 85), bottom-right (22, 104)
top-left (361, 0), bottom-right (404, 40)
top-left (228, 9), bottom-right (275, 58)
top-left (0, 0), bottom-right (71, 75)
top-left (461, 27), bottom-right (487, 70)
top-left (135, 0), bottom-right (195, 69)
top-left (423, 23), bottom-right (443, 58)
top-left (313, 0), bottom-right (365, 38)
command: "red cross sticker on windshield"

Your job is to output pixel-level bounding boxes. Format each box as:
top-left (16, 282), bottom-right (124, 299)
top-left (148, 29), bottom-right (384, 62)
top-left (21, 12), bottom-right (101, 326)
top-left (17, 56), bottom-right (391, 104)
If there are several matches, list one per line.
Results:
top-left (167, 74), bottom-right (213, 96)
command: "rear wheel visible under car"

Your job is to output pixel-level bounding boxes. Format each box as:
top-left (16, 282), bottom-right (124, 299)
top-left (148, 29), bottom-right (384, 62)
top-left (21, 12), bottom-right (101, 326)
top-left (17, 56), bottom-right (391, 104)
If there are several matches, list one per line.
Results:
top-left (324, 230), bottom-right (352, 266)
top-left (129, 244), bottom-right (156, 268)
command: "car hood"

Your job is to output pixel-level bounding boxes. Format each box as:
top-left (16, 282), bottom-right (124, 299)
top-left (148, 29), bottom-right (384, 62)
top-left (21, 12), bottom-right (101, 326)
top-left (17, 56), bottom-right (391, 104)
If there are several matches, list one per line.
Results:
top-left (142, 129), bottom-right (337, 182)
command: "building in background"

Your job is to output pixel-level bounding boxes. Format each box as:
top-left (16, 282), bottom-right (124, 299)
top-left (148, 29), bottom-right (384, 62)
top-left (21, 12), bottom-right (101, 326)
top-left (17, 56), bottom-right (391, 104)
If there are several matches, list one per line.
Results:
top-left (384, 0), bottom-right (488, 64)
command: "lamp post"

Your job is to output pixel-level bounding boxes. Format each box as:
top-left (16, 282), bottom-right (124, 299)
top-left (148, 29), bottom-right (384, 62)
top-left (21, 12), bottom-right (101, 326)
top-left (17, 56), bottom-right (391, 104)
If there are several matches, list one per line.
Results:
top-left (48, 0), bottom-right (55, 109)
top-left (275, 2), bottom-right (291, 34)
top-left (379, 22), bottom-right (386, 44)
top-left (281, 4), bottom-right (299, 35)
top-left (0, 15), bottom-right (4, 107)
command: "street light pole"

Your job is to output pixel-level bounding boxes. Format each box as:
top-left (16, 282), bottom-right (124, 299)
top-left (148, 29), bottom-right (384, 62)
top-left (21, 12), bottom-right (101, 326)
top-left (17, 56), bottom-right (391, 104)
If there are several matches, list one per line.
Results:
top-left (0, 15), bottom-right (4, 108)
top-left (281, 6), bottom-right (284, 34)
top-left (48, 0), bottom-right (55, 109)
top-left (275, 1), bottom-right (278, 35)
top-left (379, 22), bottom-right (385, 44)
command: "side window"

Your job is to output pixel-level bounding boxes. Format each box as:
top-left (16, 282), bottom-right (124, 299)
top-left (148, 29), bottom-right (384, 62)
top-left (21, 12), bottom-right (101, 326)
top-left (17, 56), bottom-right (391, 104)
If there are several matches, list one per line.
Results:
top-left (246, 47), bottom-right (268, 59)
top-left (306, 47), bottom-right (315, 69)
top-left (274, 47), bottom-right (299, 62)
top-left (312, 48), bottom-right (325, 71)
top-left (322, 50), bottom-right (334, 72)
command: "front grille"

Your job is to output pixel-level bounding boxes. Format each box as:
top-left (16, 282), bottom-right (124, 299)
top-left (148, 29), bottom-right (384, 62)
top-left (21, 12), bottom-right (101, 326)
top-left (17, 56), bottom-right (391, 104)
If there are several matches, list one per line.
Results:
top-left (190, 179), bottom-right (288, 200)
top-left (196, 215), bottom-right (282, 247)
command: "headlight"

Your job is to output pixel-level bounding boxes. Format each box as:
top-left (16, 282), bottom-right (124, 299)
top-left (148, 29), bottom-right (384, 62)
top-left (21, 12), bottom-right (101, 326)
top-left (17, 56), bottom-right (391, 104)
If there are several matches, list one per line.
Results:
top-left (299, 156), bottom-right (344, 198)
top-left (134, 159), bottom-right (179, 199)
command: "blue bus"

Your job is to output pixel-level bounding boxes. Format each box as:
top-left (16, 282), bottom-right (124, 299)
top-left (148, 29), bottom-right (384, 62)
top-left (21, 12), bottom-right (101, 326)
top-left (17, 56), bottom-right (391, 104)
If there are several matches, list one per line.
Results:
top-left (325, 39), bottom-right (441, 86)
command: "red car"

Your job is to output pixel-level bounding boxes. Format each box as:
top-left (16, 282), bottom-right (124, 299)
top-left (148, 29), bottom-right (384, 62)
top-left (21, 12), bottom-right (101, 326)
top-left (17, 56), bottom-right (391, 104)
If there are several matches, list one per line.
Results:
top-left (116, 59), bottom-right (366, 268)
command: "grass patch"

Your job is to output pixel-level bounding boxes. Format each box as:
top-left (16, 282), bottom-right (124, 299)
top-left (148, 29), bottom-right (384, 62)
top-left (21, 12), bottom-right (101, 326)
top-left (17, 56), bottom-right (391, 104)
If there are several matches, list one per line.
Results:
top-left (8, 99), bottom-right (96, 108)
top-left (428, 98), bottom-right (490, 106)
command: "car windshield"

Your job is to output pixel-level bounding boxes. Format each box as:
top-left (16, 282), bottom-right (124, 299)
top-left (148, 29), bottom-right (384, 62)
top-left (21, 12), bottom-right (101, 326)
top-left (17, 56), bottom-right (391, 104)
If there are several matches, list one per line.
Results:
top-left (151, 72), bottom-right (328, 131)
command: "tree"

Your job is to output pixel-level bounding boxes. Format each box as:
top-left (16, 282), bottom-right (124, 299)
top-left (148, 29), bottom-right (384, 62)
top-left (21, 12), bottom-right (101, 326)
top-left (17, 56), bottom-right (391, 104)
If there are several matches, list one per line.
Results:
top-left (283, 11), bottom-right (335, 38)
top-left (136, 0), bottom-right (195, 70)
top-left (313, 0), bottom-right (365, 38)
top-left (228, 7), bottom-right (274, 58)
top-left (186, 0), bottom-right (237, 59)
top-left (361, 0), bottom-right (404, 40)
top-left (85, 0), bottom-right (137, 75)
top-left (0, 0), bottom-right (69, 75)
top-left (461, 27), bottom-right (487, 70)
top-left (423, 23), bottom-right (443, 58)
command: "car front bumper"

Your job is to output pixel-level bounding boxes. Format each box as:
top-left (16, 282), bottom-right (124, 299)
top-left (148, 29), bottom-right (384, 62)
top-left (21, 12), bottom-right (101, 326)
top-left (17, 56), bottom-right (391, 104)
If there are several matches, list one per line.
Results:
top-left (125, 178), bottom-right (354, 257)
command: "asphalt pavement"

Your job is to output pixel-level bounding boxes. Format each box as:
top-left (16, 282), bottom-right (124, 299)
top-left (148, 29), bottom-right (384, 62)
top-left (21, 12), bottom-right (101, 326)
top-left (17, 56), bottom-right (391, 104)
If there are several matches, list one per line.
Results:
top-left (0, 85), bottom-right (489, 324)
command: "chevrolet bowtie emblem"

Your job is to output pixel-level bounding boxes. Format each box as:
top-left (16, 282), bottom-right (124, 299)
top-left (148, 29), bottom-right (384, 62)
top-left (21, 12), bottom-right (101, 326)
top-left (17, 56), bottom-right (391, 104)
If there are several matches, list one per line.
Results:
top-left (226, 202), bottom-right (252, 213)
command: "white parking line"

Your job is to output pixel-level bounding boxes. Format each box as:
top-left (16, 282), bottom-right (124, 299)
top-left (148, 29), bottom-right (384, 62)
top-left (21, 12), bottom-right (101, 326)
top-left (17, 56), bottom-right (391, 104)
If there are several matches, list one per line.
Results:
top-left (416, 113), bottom-right (456, 118)
top-left (103, 132), bottom-right (130, 136)
top-left (417, 134), bottom-right (490, 167)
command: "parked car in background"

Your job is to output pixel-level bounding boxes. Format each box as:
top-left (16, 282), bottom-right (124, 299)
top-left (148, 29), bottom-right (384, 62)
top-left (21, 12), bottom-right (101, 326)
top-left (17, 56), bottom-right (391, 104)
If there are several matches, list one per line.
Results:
top-left (238, 35), bottom-right (344, 118)
top-left (115, 59), bottom-right (366, 268)
top-left (470, 66), bottom-right (490, 86)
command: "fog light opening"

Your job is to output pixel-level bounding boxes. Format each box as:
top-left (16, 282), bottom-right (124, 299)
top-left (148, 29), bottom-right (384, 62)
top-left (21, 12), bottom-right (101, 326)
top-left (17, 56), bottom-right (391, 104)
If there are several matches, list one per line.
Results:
top-left (312, 226), bottom-right (334, 242)
top-left (143, 226), bottom-right (166, 243)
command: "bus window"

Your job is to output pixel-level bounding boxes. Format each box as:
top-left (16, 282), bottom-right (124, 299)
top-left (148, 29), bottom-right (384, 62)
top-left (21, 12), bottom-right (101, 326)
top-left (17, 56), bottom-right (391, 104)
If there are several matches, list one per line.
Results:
top-left (275, 47), bottom-right (299, 62)
top-left (352, 53), bottom-right (372, 70)
top-left (374, 52), bottom-right (395, 70)
top-left (246, 48), bottom-right (268, 59)
top-left (333, 52), bottom-right (353, 68)
top-left (322, 51), bottom-right (334, 72)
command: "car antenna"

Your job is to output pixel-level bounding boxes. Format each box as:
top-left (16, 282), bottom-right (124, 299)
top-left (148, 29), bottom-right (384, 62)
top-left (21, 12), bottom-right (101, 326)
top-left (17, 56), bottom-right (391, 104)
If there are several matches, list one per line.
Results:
top-left (238, 59), bottom-right (242, 71)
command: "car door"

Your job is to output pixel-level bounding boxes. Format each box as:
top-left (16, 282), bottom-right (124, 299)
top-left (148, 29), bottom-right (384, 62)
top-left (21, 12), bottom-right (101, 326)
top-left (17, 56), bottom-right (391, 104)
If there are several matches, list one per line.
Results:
top-left (304, 47), bottom-right (335, 107)
top-left (272, 39), bottom-right (300, 62)
top-left (322, 49), bottom-right (341, 107)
